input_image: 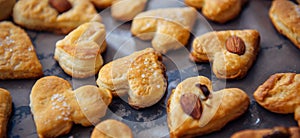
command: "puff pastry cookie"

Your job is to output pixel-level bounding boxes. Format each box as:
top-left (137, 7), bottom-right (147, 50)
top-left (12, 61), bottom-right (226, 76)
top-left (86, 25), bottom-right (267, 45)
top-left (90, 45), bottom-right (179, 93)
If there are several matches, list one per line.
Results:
top-left (13, 0), bottom-right (101, 34)
top-left (167, 76), bottom-right (249, 137)
top-left (269, 0), bottom-right (300, 49)
top-left (30, 76), bottom-right (112, 138)
top-left (54, 22), bottom-right (106, 78)
top-left (253, 73), bottom-right (300, 126)
top-left (131, 7), bottom-right (197, 53)
top-left (0, 0), bottom-right (15, 21)
top-left (190, 30), bottom-right (260, 79)
top-left (185, 0), bottom-right (247, 23)
top-left (0, 88), bottom-right (12, 138)
top-left (96, 48), bottom-right (167, 109)
top-left (0, 21), bottom-right (43, 79)
top-left (91, 119), bottom-right (133, 138)
top-left (231, 126), bottom-right (300, 138)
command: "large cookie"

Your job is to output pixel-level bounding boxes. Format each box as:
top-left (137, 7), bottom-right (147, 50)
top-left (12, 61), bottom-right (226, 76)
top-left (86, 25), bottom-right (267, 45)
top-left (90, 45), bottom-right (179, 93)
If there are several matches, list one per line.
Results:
top-left (54, 22), bottom-right (106, 78)
top-left (13, 0), bottom-right (101, 34)
top-left (131, 7), bottom-right (197, 53)
top-left (0, 21), bottom-right (43, 79)
top-left (96, 48), bottom-right (167, 109)
top-left (190, 30), bottom-right (260, 79)
top-left (167, 76), bottom-right (249, 137)
top-left (30, 76), bottom-right (112, 137)
top-left (0, 88), bottom-right (12, 138)
top-left (253, 73), bottom-right (300, 126)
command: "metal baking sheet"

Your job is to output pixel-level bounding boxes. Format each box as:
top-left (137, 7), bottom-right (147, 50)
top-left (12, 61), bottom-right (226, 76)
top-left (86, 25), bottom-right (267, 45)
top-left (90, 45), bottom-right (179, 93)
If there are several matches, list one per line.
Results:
top-left (1, 0), bottom-right (299, 137)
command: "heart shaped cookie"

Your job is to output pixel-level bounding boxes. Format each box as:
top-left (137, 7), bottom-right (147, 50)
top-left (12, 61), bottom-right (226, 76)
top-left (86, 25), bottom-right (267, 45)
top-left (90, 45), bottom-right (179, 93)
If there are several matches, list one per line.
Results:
top-left (190, 30), bottom-right (260, 79)
top-left (185, 0), bottom-right (247, 23)
top-left (167, 76), bottom-right (249, 137)
top-left (91, 119), bottom-right (133, 138)
top-left (231, 126), bottom-right (300, 138)
top-left (0, 21), bottom-right (43, 79)
top-left (269, 0), bottom-right (300, 49)
top-left (54, 22), bottom-right (106, 78)
top-left (30, 76), bottom-right (112, 137)
top-left (253, 73), bottom-right (300, 126)
top-left (13, 0), bottom-right (101, 34)
top-left (96, 48), bottom-right (167, 109)
top-left (0, 88), bottom-right (12, 138)
top-left (131, 7), bottom-right (197, 53)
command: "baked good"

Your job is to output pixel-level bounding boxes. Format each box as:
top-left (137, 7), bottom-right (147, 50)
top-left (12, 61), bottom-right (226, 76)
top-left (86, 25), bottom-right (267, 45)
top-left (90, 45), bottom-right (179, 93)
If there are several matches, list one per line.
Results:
top-left (30, 76), bottom-right (112, 137)
top-left (0, 21), bottom-right (43, 79)
top-left (54, 22), bottom-right (106, 78)
top-left (111, 0), bottom-right (147, 21)
top-left (167, 76), bottom-right (249, 137)
top-left (269, 0), bottom-right (300, 49)
top-left (0, 0), bottom-right (15, 21)
top-left (90, 0), bottom-right (113, 9)
top-left (91, 119), bottom-right (133, 138)
top-left (13, 0), bottom-right (101, 34)
top-left (185, 0), bottom-right (247, 23)
top-left (96, 48), bottom-right (167, 109)
top-left (190, 30), bottom-right (260, 79)
top-left (0, 88), bottom-right (12, 138)
top-left (253, 73), bottom-right (300, 126)
top-left (231, 126), bottom-right (300, 138)
top-left (131, 7), bottom-right (197, 53)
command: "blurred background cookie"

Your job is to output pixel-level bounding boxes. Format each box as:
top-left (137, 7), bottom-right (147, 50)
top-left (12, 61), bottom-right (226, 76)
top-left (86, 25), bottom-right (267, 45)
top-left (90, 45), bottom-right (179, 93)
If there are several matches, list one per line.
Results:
top-left (0, 0), bottom-right (15, 21)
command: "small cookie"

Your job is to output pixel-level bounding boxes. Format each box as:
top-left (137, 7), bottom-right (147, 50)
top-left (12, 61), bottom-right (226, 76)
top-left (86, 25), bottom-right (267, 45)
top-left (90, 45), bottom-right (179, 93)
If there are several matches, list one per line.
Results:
top-left (91, 119), bottom-right (133, 138)
top-left (96, 48), bottom-right (167, 109)
top-left (131, 7), bottom-right (197, 53)
top-left (231, 126), bottom-right (300, 138)
top-left (0, 21), bottom-right (43, 79)
top-left (0, 88), bottom-right (12, 138)
top-left (90, 0), bottom-right (113, 9)
top-left (30, 76), bottom-right (112, 137)
top-left (13, 0), bottom-right (101, 34)
top-left (253, 73), bottom-right (300, 126)
top-left (269, 0), bottom-right (300, 49)
top-left (190, 30), bottom-right (260, 79)
top-left (185, 0), bottom-right (247, 23)
top-left (54, 22), bottom-right (106, 78)
top-left (167, 76), bottom-right (249, 137)
top-left (0, 0), bottom-right (15, 21)
top-left (111, 0), bottom-right (147, 21)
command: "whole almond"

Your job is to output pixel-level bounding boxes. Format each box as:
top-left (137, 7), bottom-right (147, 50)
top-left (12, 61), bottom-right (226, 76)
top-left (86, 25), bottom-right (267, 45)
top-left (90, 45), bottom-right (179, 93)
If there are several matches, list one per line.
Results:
top-left (180, 93), bottom-right (202, 119)
top-left (225, 36), bottom-right (246, 55)
top-left (49, 0), bottom-right (72, 14)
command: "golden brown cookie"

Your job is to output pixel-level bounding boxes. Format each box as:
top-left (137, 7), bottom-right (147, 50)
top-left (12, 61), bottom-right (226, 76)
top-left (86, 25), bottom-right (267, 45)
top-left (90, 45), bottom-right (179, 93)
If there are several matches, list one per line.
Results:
top-left (131, 7), bottom-right (197, 53)
top-left (231, 126), bottom-right (300, 138)
top-left (0, 0), bottom-right (15, 21)
top-left (91, 119), bottom-right (133, 138)
top-left (253, 73), bottom-right (300, 126)
top-left (190, 30), bottom-right (260, 79)
top-left (13, 0), bottom-right (101, 34)
top-left (0, 21), bottom-right (43, 79)
top-left (185, 0), bottom-right (247, 23)
top-left (111, 0), bottom-right (147, 21)
top-left (96, 48), bottom-right (167, 109)
top-left (54, 22), bottom-right (106, 78)
top-left (90, 0), bottom-right (113, 9)
top-left (30, 76), bottom-right (112, 137)
top-left (269, 0), bottom-right (300, 49)
top-left (0, 88), bottom-right (12, 138)
top-left (167, 76), bottom-right (249, 137)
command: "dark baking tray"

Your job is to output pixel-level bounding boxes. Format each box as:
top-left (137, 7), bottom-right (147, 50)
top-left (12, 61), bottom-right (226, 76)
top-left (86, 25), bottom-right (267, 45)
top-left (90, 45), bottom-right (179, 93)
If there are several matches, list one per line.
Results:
top-left (1, 0), bottom-right (299, 137)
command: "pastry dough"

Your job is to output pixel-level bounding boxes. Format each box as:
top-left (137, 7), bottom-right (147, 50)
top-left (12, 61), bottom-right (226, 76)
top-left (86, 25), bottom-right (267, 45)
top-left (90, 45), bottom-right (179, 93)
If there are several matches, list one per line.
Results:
top-left (111, 0), bottom-right (147, 21)
top-left (0, 88), bottom-right (12, 138)
top-left (231, 126), bottom-right (300, 138)
top-left (253, 73), bottom-right (300, 126)
top-left (30, 76), bottom-right (112, 138)
top-left (167, 76), bottom-right (249, 137)
top-left (0, 0), bottom-right (15, 21)
top-left (91, 119), bottom-right (133, 138)
top-left (190, 30), bottom-right (260, 79)
top-left (96, 48), bottom-right (167, 109)
top-left (13, 0), bottom-right (101, 34)
top-left (185, 0), bottom-right (247, 23)
top-left (131, 7), bottom-right (197, 53)
top-left (54, 22), bottom-right (106, 78)
top-left (269, 0), bottom-right (300, 49)
top-left (0, 21), bottom-right (43, 79)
